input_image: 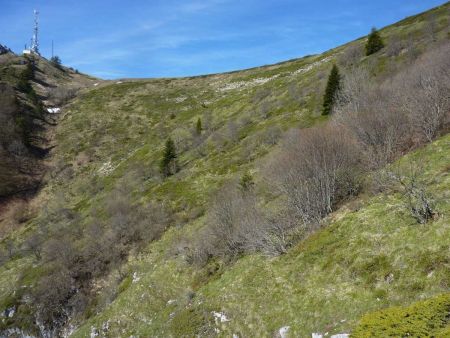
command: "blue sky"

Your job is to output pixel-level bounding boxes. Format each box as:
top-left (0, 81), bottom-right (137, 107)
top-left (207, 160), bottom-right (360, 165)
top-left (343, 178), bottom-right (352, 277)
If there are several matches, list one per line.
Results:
top-left (0, 0), bottom-right (446, 79)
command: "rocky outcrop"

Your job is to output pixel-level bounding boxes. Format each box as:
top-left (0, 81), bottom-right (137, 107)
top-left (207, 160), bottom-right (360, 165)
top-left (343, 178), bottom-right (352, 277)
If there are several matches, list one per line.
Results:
top-left (0, 44), bottom-right (12, 54)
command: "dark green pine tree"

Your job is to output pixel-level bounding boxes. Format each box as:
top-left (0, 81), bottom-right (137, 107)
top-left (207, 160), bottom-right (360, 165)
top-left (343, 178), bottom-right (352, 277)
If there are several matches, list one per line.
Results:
top-left (322, 64), bottom-right (340, 116)
top-left (239, 171), bottom-right (254, 192)
top-left (365, 27), bottom-right (384, 56)
top-left (196, 117), bottom-right (202, 135)
top-left (160, 137), bottom-right (177, 177)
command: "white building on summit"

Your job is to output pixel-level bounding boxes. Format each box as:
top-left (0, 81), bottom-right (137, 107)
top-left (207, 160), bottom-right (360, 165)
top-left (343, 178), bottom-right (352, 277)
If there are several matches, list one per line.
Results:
top-left (23, 10), bottom-right (40, 55)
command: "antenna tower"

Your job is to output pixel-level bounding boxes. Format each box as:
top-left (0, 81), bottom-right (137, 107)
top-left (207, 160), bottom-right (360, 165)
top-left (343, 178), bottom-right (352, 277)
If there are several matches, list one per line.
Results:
top-left (30, 10), bottom-right (40, 54)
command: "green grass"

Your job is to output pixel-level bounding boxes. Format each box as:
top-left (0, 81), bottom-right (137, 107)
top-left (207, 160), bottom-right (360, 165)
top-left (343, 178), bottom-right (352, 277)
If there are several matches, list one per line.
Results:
top-left (71, 133), bottom-right (450, 337)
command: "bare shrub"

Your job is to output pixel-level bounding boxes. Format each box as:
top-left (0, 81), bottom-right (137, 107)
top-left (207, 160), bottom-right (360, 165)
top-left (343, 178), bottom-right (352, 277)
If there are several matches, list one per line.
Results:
top-left (334, 66), bottom-right (412, 168)
top-left (385, 163), bottom-right (436, 224)
top-left (266, 125), bottom-right (362, 227)
top-left (48, 86), bottom-right (78, 105)
top-left (386, 34), bottom-right (405, 57)
top-left (339, 43), bottom-right (364, 67)
top-left (395, 42), bottom-right (450, 142)
top-left (187, 182), bottom-right (289, 264)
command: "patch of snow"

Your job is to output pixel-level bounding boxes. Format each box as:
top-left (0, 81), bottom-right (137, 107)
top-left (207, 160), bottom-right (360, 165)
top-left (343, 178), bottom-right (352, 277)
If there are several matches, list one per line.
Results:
top-left (312, 334), bottom-right (323, 338)
top-left (233, 334), bottom-right (239, 338)
top-left (167, 299), bottom-right (176, 305)
top-left (217, 74), bottom-right (280, 92)
top-left (93, 83), bottom-right (99, 86)
top-left (102, 320), bottom-right (110, 333)
top-left (132, 272), bottom-right (140, 283)
top-left (212, 311), bottom-right (230, 323)
top-left (427, 271), bottom-right (434, 278)
top-left (279, 326), bottom-right (290, 338)
top-left (174, 96), bottom-right (188, 103)
top-left (90, 326), bottom-right (99, 338)
top-left (47, 107), bottom-right (61, 114)
top-left (291, 56), bottom-right (333, 76)
top-left (61, 324), bottom-right (77, 338)
top-left (116, 81), bottom-right (123, 84)
top-left (98, 160), bottom-right (116, 176)
top-left (330, 334), bottom-right (350, 338)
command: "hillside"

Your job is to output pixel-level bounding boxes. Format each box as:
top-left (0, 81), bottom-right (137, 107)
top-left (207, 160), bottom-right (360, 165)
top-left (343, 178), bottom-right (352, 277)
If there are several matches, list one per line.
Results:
top-left (0, 2), bottom-right (449, 337)
top-left (0, 49), bottom-right (96, 203)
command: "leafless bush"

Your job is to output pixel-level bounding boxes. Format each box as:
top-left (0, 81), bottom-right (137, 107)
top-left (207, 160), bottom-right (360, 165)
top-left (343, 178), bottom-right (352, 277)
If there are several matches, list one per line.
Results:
top-left (262, 125), bottom-right (282, 145)
top-left (48, 86), bottom-right (78, 105)
top-left (266, 125), bottom-right (362, 227)
top-left (339, 43), bottom-right (364, 67)
top-left (24, 232), bottom-right (43, 260)
top-left (187, 182), bottom-right (289, 264)
top-left (423, 12), bottom-right (438, 42)
top-left (334, 43), bottom-right (450, 168)
top-left (386, 163), bottom-right (436, 224)
top-left (395, 42), bottom-right (450, 142)
top-left (386, 34), bottom-right (405, 57)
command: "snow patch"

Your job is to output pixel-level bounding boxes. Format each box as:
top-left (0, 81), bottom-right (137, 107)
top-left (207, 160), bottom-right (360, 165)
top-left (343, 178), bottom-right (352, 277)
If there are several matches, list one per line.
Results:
top-left (173, 96), bottom-right (188, 103)
top-left (98, 160), bottom-right (116, 175)
top-left (331, 334), bottom-right (350, 338)
top-left (217, 74), bottom-right (280, 92)
top-left (279, 326), bottom-right (290, 338)
top-left (93, 83), bottom-right (99, 86)
top-left (47, 107), bottom-right (61, 114)
top-left (90, 326), bottom-right (99, 338)
top-left (132, 272), bottom-right (140, 283)
top-left (292, 56), bottom-right (332, 76)
top-left (167, 299), bottom-right (176, 305)
top-left (212, 311), bottom-right (230, 323)
top-left (312, 333), bottom-right (323, 338)
top-left (116, 81), bottom-right (123, 84)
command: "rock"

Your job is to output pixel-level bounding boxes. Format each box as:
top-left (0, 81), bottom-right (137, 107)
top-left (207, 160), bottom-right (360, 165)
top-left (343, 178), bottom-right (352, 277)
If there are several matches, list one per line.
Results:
top-left (279, 326), bottom-right (290, 338)
top-left (0, 44), bottom-right (11, 54)
top-left (212, 311), bottom-right (230, 323)
top-left (132, 272), bottom-right (140, 283)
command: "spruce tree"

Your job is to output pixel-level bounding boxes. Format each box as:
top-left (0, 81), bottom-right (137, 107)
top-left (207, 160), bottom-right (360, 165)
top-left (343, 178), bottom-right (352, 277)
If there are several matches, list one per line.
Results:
top-left (196, 117), bottom-right (202, 135)
top-left (239, 171), bottom-right (254, 192)
top-left (160, 138), bottom-right (177, 177)
top-left (365, 27), bottom-right (384, 56)
top-left (322, 64), bottom-right (340, 116)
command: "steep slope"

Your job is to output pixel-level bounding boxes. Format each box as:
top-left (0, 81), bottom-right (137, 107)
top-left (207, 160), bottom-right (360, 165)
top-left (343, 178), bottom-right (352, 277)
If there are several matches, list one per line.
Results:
top-left (0, 2), bottom-right (449, 337)
top-left (0, 49), bottom-right (97, 239)
top-left (73, 130), bottom-right (450, 337)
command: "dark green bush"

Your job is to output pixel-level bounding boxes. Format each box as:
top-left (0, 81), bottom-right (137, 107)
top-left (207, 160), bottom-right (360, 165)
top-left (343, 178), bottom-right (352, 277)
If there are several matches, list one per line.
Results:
top-left (352, 293), bottom-right (450, 337)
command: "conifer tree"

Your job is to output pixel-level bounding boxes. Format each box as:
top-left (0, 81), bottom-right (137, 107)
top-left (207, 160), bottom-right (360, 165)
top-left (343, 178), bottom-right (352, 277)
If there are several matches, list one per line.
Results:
top-left (160, 137), bottom-right (177, 177)
top-left (322, 64), bottom-right (340, 115)
top-left (365, 27), bottom-right (384, 56)
top-left (239, 171), bottom-right (254, 192)
top-left (196, 117), bottom-right (202, 135)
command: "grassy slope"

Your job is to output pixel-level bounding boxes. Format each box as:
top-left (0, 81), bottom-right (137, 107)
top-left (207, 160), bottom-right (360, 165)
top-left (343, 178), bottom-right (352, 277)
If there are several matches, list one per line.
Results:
top-left (72, 134), bottom-right (450, 337)
top-left (0, 2), bottom-right (449, 336)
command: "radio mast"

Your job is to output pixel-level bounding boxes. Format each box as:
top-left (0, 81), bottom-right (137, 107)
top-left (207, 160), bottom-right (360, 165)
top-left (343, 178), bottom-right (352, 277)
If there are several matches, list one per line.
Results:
top-left (30, 10), bottom-right (40, 54)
